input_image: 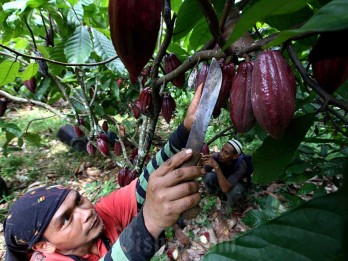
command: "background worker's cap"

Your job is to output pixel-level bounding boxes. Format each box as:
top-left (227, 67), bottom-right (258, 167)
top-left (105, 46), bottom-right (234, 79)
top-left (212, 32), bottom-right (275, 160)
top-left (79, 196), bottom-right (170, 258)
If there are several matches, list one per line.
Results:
top-left (228, 139), bottom-right (242, 155)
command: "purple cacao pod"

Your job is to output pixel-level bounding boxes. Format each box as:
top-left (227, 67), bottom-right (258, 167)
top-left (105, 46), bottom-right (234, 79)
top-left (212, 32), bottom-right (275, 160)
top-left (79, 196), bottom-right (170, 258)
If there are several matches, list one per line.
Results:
top-left (201, 143), bottom-right (209, 155)
top-left (0, 97), bottom-right (8, 117)
top-left (97, 136), bottom-right (109, 156)
top-left (309, 30), bottom-right (348, 94)
top-left (195, 63), bottom-right (209, 92)
top-left (251, 50), bottom-right (296, 139)
top-left (124, 169), bottom-right (137, 186)
top-left (230, 61), bottom-right (256, 133)
top-left (74, 125), bottom-right (83, 138)
top-left (114, 141), bottom-right (122, 156)
top-left (161, 93), bottom-right (176, 124)
top-left (118, 167), bottom-right (129, 187)
top-left (102, 121), bottom-right (109, 132)
top-left (23, 78), bottom-right (36, 93)
top-left (213, 61), bottom-right (235, 118)
top-left (108, 0), bottom-right (162, 83)
top-left (86, 141), bottom-right (97, 155)
top-left (164, 53), bottom-right (185, 88)
top-left (138, 87), bottom-right (153, 115)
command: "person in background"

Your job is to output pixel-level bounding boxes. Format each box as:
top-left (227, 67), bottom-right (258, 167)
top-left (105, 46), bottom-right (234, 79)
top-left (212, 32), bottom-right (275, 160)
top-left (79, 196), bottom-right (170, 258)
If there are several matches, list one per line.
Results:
top-left (3, 85), bottom-right (204, 261)
top-left (201, 139), bottom-right (253, 208)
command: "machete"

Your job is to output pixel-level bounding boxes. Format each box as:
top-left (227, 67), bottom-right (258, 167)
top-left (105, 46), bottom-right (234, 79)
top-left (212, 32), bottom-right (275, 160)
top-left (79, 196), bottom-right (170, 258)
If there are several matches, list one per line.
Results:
top-left (181, 57), bottom-right (223, 219)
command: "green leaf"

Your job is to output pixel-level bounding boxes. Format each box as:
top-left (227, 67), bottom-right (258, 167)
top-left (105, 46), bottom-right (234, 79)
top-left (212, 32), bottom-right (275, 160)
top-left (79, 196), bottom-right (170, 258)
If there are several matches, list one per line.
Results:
top-left (204, 192), bottom-right (343, 261)
top-left (224, 0), bottom-right (310, 49)
top-left (91, 28), bottom-right (126, 74)
top-left (173, 0), bottom-right (203, 42)
top-left (321, 157), bottom-right (348, 177)
top-left (252, 113), bottom-right (315, 184)
top-left (242, 209), bottom-right (272, 228)
top-left (48, 42), bottom-right (67, 76)
top-left (64, 25), bottom-right (93, 64)
top-left (0, 61), bottom-right (20, 87)
top-left (269, 0), bottom-right (348, 46)
top-left (189, 18), bottom-right (211, 51)
top-left (20, 63), bottom-right (39, 81)
top-left (171, 0), bottom-right (182, 14)
top-left (297, 183), bottom-right (317, 195)
top-left (67, 2), bottom-right (84, 26)
top-left (1, 122), bottom-right (22, 137)
top-left (23, 132), bottom-right (41, 146)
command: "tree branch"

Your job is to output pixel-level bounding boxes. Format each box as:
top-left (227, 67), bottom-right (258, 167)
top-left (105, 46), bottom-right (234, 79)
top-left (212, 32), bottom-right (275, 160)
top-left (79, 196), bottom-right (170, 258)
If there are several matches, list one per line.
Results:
top-left (0, 44), bottom-right (118, 67)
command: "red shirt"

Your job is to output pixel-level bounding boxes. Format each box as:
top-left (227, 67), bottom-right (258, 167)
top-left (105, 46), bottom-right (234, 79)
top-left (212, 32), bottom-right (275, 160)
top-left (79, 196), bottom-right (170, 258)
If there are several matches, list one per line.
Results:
top-left (31, 178), bottom-right (138, 261)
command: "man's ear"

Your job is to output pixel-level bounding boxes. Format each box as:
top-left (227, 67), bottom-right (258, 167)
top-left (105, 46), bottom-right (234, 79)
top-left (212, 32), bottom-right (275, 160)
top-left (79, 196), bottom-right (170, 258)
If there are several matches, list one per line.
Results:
top-left (32, 241), bottom-right (56, 254)
top-left (232, 154), bottom-right (239, 160)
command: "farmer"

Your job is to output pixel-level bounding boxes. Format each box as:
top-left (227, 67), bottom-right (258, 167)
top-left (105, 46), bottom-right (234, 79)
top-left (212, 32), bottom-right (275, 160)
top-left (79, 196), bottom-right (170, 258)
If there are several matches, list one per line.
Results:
top-left (3, 85), bottom-right (204, 261)
top-left (201, 139), bottom-right (253, 207)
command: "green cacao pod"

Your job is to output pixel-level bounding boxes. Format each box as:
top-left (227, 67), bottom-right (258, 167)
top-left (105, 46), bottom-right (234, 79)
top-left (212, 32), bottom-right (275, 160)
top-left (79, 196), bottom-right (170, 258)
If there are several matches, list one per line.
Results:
top-left (213, 60), bottom-right (235, 118)
top-left (164, 53), bottom-right (185, 88)
top-left (251, 50), bottom-right (296, 139)
top-left (309, 30), bottom-right (348, 94)
top-left (108, 0), bottom-right (162, 83)
top-left (230, 61), bottom-right (255, 133)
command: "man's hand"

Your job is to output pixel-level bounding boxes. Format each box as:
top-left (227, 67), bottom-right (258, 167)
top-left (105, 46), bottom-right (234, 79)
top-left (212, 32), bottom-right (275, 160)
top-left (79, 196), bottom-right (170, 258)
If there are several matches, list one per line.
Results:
top-left (183, 83), bottom-right (203, 130)
top-left (201, 154), bottom-right (219, 169)
top-left (143, 149), bottom-right (203, 238)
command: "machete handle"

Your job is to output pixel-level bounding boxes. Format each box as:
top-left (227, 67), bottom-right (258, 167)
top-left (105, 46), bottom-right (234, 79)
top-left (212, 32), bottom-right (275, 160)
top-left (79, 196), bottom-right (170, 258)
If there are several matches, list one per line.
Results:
top-left (179, 150), bottom-right (202, 220)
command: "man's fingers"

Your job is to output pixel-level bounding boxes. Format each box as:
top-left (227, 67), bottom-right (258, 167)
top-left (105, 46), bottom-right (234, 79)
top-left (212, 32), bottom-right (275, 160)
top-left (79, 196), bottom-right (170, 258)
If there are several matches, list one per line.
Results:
top-left (161, 166), bottom-right (204, 186)
top-left (165, 193), bottom-right (201, 216)
top-left (155, 181), bottom-right (200, 202)
top-left (154, 149), bottom-right (193, 177)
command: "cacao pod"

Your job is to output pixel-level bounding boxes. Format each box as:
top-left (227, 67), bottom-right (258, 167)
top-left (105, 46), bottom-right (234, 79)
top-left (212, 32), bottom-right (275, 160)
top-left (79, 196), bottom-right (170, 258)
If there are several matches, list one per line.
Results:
top-left (119, 125), bottom-right (126, 138)
top-left (201, 143), bottom-right (209, 155)
top-left (102, 121), bottom-right (109, 132)
top-left (124, 169), bottom-right (137, 186)
top-left (251, 50), bottom-right (296, 139)
top-left (86, 141), bottom-right (97, 155)
top-left (309, 30), bottom-right (348, 94)
top-left (161, 93), bottom-right (176, 124)
top-left (97, 135), bottom-right (109, 156)
top-left (74, 125), bottom-right (83, 138)
top-left (108, 0), bottom-right (162, 83)
top-left (133, 99), bottom-right (141, 119)
top-left (24, 78), bottom-right (37, 93)
top-left (213, 60), bottom-right (235, 118)
top-left (46, 28), bottom-right (54, 47)
top-left (138, 87), bottom-right (153, 115)
top-left (230, 61), bottom-right (256, 133)
top-left (0, 97), bottom-right (8, 117)
top-left (130, 147), bottom-right (138, 165)
top-left (34, 50), bottom-right (49, 77)
top-left (195, 63), bottom-right (209, 92)
top-left (117, 78), bottom-right (123, 87)
top-left (118, 167), bottom-right (129, 187)
top-left (164, 53), bottom-right (185, 88)
top-left (114, 141), bottom-right (122, 156)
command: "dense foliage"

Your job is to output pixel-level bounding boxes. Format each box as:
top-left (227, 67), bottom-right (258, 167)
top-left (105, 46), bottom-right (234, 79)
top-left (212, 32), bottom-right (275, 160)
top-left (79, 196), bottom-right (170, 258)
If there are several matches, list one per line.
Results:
top-left (0, 0), bottom-right (347, 259)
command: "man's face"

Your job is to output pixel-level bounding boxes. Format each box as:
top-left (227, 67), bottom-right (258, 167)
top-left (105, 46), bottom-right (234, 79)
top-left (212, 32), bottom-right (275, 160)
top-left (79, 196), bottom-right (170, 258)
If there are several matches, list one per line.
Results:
top-left (42, 189), bottom-right (104, 255)
top-left (219, 143), bottom-right (238, 164)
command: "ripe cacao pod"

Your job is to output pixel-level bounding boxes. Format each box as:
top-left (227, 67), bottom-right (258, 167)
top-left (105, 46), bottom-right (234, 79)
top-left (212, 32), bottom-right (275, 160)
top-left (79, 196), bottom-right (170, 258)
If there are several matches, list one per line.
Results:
top-left (133, 100), bottom-right (141, 119)
top-left (117, 78), bottom-right (124, 87)
top-left (195, 63), bottom-right (209, 92)
top-left (86, 141), bottom-right (96, 155)
top-left (114, 141), bottom-right (122, 156)
top-left (74, 125), bottom-right (83, 138)
top-left (97, 134), bottom-right (109, 156)
top-left (124, 169), bottom-right (137, 186)
top-left (108, 0), bottom-right (162, 83)
top-left (230, 61), bottom-right (256, 133)
top-left (24, 78), bottom-right (37, 93)
top-left (161, 93), bottom-right (176, 124)
top-left (138, 87), bottom-right (153, 115)
top-left (34, 50), bottom-right (49, 77)
top-left (118, 167), bottom-right (129, 187)
top-left (201, 143), bottom-right (209, 155)
top-left (213, 60), bottom-right (235, 118)
top-left (309, 30), bottom-right (348, 94)
top-left (0, 97), bottom-right (8, 117)
top-left (164, 53), bottom-right (185, 88)
top-left (102, 121), bottom-right (109, 132)
top-left (251, 50), bottom-right (296, 139)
